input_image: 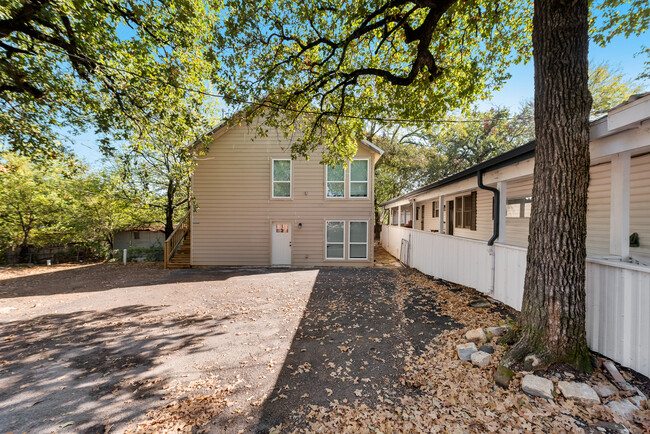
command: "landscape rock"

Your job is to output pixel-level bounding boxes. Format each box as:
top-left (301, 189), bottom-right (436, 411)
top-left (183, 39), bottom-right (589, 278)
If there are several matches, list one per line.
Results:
top-left (478, 345), bottom-right (494, 354)
top-left (603, 360), bottom-right (626, 384)
top-left (606, 399), bottom-right (639, 420)
top-left (563, 371), bottom-right (575, 379)
top-left (523, 354), bottom-right (543, 370)
top-left (485, 326), bottom-right (508, 337)
top-left (629, 393), bottom-right (647, 407)
top-left (456, 342), bottom-right (478, 361)
top-left (593, 382), bottom-right (619, 398)
top-left (495, 365), bottom-right (515, 388)
top-left (557, 381), bottom-right (600, 404)
top-left (471, 351), bottom-right (491, 367)
top-left (465, 328), bottom-right (487, 344)
top-left (469, 298), bottom-right (491, 308)
top-left (521, 374), bottom-right (554, 400)
top-left (591, 421), bottom-right (630, 434)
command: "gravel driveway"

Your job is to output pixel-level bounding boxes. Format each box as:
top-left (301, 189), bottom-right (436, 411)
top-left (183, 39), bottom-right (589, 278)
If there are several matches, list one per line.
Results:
top-left (0, 258), bottom-right (460, 433)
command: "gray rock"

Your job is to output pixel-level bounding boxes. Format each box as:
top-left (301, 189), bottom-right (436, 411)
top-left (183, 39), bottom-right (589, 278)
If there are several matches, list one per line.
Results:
top-left (629, 393), bottom-right (647, 407)
top-left (592, 421), bottom-right (630, 434)
top-left (495, 365), bottom-right (515, 388)
top-left (456, 342), bottom-right (478, 361)
top-left (479, 345), bottom-right (495, 354)
top-left (523, 354), bottom-right (543, 370)
top-left (469, 298), bottom-right (492, 308)
top-left (563, 371), bottom-right (575, 379)
top-left (593, 382), bottom-right (618, 398)
top-left (521, 374), bottom-right (554, 400)
top-left (465, 328), bottom-right (487, 344)
top-left (603, 360), bottom-right (626, 384)
top-left (485, 326), bottom-right (508, 337)
top-left (471, 351), bottom-right (491, 367)
top-left (606, 399), bottom-right (638, 420)
top-left (558, 381), bottom-right (600, 404)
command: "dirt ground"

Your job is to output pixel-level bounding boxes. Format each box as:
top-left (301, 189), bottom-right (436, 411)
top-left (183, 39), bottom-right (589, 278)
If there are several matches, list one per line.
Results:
top-left (0, 249), bottom-right (648, 433)
top-left (0, 250), bottom-right (455, 433)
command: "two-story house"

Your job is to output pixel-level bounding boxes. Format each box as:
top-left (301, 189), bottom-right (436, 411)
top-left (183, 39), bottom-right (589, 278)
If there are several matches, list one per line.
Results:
top-left (164, 117), bottom-right (383, 268)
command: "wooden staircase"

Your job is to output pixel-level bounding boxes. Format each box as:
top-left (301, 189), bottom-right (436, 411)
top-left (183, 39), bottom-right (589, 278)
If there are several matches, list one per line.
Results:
top-left (167, 233), bottom-right (191, 269)
top-left (164, 210), bottom-right (192, 269)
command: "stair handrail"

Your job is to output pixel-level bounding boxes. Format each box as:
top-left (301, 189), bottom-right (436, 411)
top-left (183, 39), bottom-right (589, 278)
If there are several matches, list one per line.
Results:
top-left (164, 209), bottom-right (191, 269)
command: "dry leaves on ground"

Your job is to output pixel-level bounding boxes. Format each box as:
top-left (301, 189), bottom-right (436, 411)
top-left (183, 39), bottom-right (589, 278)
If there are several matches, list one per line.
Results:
top-left (281, 270), bottom-right (649, 433)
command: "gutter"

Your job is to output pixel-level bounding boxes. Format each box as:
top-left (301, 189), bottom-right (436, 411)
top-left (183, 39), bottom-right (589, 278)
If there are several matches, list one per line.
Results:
top-left (477, 169), bottom-right (499, 246)
top-left (477, 169), bottom-right (499, 295)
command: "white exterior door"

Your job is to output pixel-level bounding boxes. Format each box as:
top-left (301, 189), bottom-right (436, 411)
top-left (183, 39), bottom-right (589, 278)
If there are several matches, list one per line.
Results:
top-left (271, 223), bottom-right (291, 265)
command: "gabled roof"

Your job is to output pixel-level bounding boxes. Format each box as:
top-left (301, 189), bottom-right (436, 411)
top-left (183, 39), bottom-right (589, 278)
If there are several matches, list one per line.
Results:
top-left (193, 105), bottom-right (383, 156)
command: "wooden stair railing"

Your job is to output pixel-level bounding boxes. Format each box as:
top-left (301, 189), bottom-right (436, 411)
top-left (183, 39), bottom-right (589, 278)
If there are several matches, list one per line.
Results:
top-left (164, 210), bottom-right (191, 269)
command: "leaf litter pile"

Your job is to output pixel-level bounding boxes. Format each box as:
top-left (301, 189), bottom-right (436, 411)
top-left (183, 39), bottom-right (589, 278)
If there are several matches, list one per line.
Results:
top-left (278, 270), bottom-right (650, 433)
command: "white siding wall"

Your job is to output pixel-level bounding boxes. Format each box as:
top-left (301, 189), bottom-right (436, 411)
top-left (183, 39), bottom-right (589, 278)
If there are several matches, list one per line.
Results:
top-left (382, 227), bottom-right (650, 379)
top-left (630, 153), bottom-right (650, 256)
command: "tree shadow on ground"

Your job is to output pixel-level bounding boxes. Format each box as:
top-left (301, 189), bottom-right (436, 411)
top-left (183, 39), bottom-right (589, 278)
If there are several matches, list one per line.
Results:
top-left (253, 267), bottom-right (462, 432)
top-left (0, 263), bottom-right (302, 299)
top-left (0, 305), bottom-right (228, 433)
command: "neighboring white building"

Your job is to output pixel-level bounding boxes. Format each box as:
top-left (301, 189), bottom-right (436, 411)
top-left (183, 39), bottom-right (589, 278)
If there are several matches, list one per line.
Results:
top-left (380, 93), bottom-right (650, 378)
top-left (113, 227), bottom-right (165, 250)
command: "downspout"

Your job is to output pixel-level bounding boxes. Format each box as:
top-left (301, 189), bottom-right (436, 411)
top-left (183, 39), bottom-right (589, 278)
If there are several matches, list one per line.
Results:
top-left (477, 169), bottom-right (499, 246)
top-left (477, 169), bottom-right (499, 295)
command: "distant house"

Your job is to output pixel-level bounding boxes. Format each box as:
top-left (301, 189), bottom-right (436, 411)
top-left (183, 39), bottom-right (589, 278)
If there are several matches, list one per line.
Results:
top-left (114, 226), bottom-right (165, 250)
top-left (379, 92), bottom-right (650, 378)
top-left (163, 116), bottom-right (383, 268)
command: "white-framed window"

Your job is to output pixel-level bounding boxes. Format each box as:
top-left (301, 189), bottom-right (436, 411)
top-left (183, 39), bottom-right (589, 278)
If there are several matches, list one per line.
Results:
top-left (272, 159), bottom-right (291, 198)
top-left (349, 221), bottom-right (368, 259)
top-left (350, 159), bottom-right (369, 198)
top-left (507, 197), bottom-right (532, 218)
top-left (326, 163), bottom-right (345, 198)
top-left (325, 221), bottom-right (345, 259)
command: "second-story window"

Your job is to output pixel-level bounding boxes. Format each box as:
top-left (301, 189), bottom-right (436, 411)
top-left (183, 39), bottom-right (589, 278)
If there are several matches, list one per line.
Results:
top-left (350, 159), bottom-right (369, 197)
top-left (272, 159), bottom-right (291, 198)
top-left (327, 163), bottom-right (345, 198)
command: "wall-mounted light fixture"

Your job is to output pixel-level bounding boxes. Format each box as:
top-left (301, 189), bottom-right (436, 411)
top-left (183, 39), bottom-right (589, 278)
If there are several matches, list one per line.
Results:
top-left (298, 222), bottom-right (303, 228)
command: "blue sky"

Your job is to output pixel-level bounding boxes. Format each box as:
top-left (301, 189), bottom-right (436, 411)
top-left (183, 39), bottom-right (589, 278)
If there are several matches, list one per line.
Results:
top-left (71, 31), bottom-right (649, 167)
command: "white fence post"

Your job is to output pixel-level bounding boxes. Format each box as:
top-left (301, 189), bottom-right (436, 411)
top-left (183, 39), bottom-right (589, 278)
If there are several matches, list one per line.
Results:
top-left (123, 248), bottom-right (127, 265)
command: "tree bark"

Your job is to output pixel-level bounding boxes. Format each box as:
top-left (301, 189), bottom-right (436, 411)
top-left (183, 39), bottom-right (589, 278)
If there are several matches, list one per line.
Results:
top-left (503, 0), bottom-right (592, 371)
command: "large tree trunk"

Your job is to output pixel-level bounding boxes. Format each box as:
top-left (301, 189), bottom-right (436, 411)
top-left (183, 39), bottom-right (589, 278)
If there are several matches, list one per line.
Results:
top-left (503, 0), bottom-right (592, 371)
top-left (164, 180), bottom-right (176, 239)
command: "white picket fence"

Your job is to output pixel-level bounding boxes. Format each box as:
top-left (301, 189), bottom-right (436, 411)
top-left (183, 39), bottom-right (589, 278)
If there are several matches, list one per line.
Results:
top-left (380, 224), bottom-right (650, 378)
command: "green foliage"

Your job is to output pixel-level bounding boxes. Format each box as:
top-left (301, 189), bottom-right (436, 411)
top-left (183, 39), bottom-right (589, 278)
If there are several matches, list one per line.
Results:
top-left (0, 0), bottom-right (220, 156)
top-left (589, 61), bottom-right (644, 115)
top-left (216, 0), bottom-right (533, 163)
top-left (0, 152), bottom-right (159, 261)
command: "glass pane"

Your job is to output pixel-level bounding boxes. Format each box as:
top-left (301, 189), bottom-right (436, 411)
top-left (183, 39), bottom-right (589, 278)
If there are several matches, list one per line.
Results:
top-left (350, 243), bottom-right (367, 259)
top-left (349, 221), bottom-right (367, 243)
top-left (350, 160), bottom-right (368, 181)
top-left (326, 221), bottom-right (344, 242)
top-left (350, 182), bottom-right (367, 197)
top-left (327, 182), bottom-right (344, 198)
top-left (327, 243), bottom-right (344, 259)
top-left (524, 202), bottom-right (532, 218)
top-left (273, 160), bottom-right (291, 181)
top-left (273, 182), bottom-right (290, 197)
top-left (327, 163), bottom-right (344, 181)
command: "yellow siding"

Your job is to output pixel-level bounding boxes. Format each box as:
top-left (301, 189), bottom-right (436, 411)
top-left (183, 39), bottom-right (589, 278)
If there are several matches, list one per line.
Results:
top-left (412, 190), bottom-right (492, 241)
top-left (586, 163), bottom-right (611, 255)
top-left (191, 123), bottom-right (377, 266)
top-left (505, 176), bottom-right (533, 247)
top-left (630, 153), bottom-right (650, 256)
top-left (502, 165), bottom-right (611, 255)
